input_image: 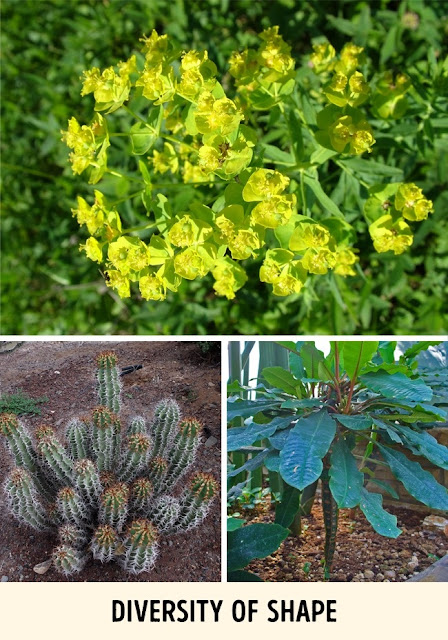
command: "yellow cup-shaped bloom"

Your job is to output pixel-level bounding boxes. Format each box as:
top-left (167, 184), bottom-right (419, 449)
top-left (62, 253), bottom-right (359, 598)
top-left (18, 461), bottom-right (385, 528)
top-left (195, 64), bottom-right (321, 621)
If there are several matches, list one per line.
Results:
top-left (198, 145), bottom-right (221, 172)
top-left (272, 272), bottom-right (304, 296)
top-left (251, 194), bottom-right (296, 228)
top-left (195, 92), bottom-right (242, 136)
top-left (212, 257), bottom-right (247, 299)
top-left (140, 30), bottom-right (170, 66)
top-left (136, 63), bottom-right (175, 103)
top-left (104, 270), bottom-right (131, 298)
top-left (394, 183), bottom-right (432, 221)
top-left (369, 215), bottom-right (413, 255)
top-left (300, 248), bottom-right (336, 275)
top-left (183, 161), bottom-right (213, 184)
top-left (308, 42), bottom-right (336, 74)
top-left (139, 274), bottom-right (167, 301)
top-left (108, 236), bottom-right (149, 275)
top-left (72, 194), bottom-right (105, 236)
top-left (229, 229), bottom-right (262, 260)
top-left (333, 248), bottom-right (358, 276)
top-left (242, 169), bottom-right (289, 202)
top-left (80, 237), bottom-right (103, 263)
top-left (152, 142), bottom-right (178, 175)
top-left (336, 43), bottom-right (365, 75)
top-left (168, 215), bottom-right (213, 247)
top-left (289, 222), bottom-right (331, 252)
top-left (174, 245), bottom-right (215, 280)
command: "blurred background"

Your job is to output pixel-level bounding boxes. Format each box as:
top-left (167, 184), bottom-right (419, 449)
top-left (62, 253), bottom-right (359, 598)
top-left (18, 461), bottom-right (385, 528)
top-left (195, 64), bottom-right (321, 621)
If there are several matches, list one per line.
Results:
top-left (1, 0), bottom-right (447, 335)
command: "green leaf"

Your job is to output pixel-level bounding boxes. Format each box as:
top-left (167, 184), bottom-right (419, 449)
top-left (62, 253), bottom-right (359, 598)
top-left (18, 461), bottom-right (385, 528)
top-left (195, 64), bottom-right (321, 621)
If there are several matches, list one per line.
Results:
top-left (227, 570), bottom-right (264, 582)
top-left (303, 173), bottom-right (344, 219)
top-left (227, 450), bottom-right (269, 478)
top-left (329, 438), bottom-right (364, 508)
top-left (368, 479), bottom-right (399, 500)
top-left (360, 372), bottom-right (433, 402)
top-left (371, 418), bottom-right (403, 443)
top-left (275, 483), bottom-right (301, 528)
top-left (301, 343), bottom-right (333, 381)
top-left (393, 426), bottom-right (448, 470)
top-left (227, 523), bottom-right (289, 571)
top-left (403, 342), bottom-right (441, 360)
top-left (280, 409), bottom-right (336, 490)
top-left (227, 416), bottom-right (294, 451)
top-left (378, 445), bottom-right (448, 510)
top-left (341, 158), bottom-right (403, 178)
top-left (262, 366), bottom-right (300, 396)
top-left (130, 121), bottom-right (157, 155)
top-left (341, 341), bottom-right (379, 381)
top-left (359, 488), bottom-right (401, 538)
top-left (336, 415), bottom-right (373, 431)
top-left (265, 451), bottom-right (280, 472)
top-left (289, 351), bottom-right (305, 379)
top-left (227, 517), bottom-right (246, 532)
top-left (227, 398), bottom-right (281, 421)
top-left (138, 160), bottom-right (152, 186)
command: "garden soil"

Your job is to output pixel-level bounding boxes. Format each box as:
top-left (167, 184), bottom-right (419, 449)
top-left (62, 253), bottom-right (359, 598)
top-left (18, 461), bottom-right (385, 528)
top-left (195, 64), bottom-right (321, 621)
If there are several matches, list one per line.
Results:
top-left (242, 496), bottom-right (447, 582)
top-left (0, 341), bottom-right (221, 582)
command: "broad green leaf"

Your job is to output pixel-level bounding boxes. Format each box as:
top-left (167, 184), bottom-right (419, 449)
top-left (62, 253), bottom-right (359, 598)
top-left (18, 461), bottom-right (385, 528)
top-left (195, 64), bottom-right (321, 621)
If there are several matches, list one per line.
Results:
top-left (130, 121), bottom-right (157, 155)
top-left (227, 450), bottom-right (269, 478)
top-left (360, 371), bottom-right (433, 402)
top-left (403, 341), bottom-right (441, 360)
top-left (378, 341), bottom-right (396, 364)
top-left (265, 451), bottom-right (280, 472)
top-left (340, 341), bottom-right (379, 381)
top-left (301, 343), bottom-right (333, 381)
top-left (336, 415), bottom-right (373, 431)
top-left (371, 418), bottom-right (403, 443)
top-left (262, 366), bottom-right (300, 396)
top-left (227, 570), bottom-right (264, 582)
top-left (359, 488), bottom-right (401, 538)
top-left (289, 350), bottom-right (305, 379)
top-left (275, 483), bottom-right (301, 528)
top-left (227, 517), bottom-right (246, 532)
top-left (281, 398), bottom-right (323, 409)
top-left (329, 438), bottom-right (364, 508)
top-left (227, 522), bottom-right (289, 571)
top-left (368, 479), bottom-right (399, 500)
top-left (280, 409), bottom-right (336, 490)
top-left (378, 445), bottom-right (448, 510)
top-left (269, 427), bottom-right (294, 450)
top-left (227, 416), bottom-right (294, 451)
top-left (394, 426), bottom-right (448, 470)
top-left (227, 398), bottom-right (281, 421)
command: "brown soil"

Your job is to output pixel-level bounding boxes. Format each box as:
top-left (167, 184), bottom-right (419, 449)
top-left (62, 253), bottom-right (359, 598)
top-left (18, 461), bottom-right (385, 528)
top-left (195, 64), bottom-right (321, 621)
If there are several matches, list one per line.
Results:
top-left (0, 341), bottom-right (221, 582)
top-left (241, 495), bottom-right (447, 582)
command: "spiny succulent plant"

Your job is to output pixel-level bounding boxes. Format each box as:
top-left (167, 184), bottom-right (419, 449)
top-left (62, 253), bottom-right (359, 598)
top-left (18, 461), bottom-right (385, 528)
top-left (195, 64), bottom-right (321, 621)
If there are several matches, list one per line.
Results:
top-left (1, 351), bottom-right (218, 576)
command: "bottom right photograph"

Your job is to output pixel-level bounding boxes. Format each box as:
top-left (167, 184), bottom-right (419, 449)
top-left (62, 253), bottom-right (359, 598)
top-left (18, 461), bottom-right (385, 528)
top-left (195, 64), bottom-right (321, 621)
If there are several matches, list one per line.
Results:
top-left (227, 339), bottom-right (448, 582)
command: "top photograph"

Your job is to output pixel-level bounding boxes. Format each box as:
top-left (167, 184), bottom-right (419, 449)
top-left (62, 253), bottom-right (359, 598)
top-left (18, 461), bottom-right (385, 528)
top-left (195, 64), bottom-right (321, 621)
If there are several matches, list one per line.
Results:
top-left (2, 0), bottom-right (447, 336)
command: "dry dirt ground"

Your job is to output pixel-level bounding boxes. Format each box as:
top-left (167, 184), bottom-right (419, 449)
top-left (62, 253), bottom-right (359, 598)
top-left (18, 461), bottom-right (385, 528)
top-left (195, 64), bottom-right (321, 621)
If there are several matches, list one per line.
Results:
top-left (240, 495), bottom-right (447, 582)
top-left (0, 341), bottom-right (221, 582)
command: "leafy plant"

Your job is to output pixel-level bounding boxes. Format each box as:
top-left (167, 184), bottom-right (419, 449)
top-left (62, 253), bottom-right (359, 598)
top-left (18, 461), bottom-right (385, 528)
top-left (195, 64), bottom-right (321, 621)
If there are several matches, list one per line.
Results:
top-left (227, 340), bottom-right (448, 580)
top-left (0, 390), bottom-right (48, 416)
top-left (1, 351), bottom-right (217, 576)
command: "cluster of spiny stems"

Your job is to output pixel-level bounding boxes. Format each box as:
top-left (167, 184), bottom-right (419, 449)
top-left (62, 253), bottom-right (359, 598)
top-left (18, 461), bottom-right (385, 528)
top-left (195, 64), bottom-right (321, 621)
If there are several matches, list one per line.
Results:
top-left (1, 351), bottom-right (217, 576)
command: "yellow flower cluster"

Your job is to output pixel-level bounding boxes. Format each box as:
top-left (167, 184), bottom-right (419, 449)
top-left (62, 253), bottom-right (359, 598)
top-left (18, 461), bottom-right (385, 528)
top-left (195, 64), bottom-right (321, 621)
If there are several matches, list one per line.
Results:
top-left (366, 183), bottom-right (433, 255)
top-left (61, 114), bottom-right (110, 181)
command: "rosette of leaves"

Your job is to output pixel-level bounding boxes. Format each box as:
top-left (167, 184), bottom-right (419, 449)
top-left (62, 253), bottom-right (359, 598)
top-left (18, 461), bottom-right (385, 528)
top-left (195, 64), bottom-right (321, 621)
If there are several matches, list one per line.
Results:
top-left (61, 24), bottom-right (443, 306)
top-left (227, 340), bottom-right (448, 580)
top-left (1, 351), bottom-right (217, 577)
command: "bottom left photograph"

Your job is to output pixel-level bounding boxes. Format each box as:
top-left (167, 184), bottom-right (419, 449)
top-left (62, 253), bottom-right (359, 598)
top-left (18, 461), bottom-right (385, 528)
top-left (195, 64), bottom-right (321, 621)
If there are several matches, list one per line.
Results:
top-left (0, 340), bottom-right (221, 582)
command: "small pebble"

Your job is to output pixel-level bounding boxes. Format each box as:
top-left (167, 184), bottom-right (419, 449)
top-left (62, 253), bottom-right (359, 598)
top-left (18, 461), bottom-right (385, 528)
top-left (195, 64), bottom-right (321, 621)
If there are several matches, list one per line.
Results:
top-left (1, 576), bottom-right (8, 582)
top-left (364, 569), bottom-right (375, 580)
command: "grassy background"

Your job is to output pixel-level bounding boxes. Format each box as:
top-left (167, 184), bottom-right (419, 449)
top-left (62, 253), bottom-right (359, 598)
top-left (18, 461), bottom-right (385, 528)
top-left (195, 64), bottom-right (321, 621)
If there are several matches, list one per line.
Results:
top-left (1, 0), bottom-right (447, 335)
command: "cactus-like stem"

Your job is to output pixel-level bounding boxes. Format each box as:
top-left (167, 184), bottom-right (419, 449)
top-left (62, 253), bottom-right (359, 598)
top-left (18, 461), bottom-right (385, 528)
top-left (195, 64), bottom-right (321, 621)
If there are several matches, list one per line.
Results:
top-left (99, 483), bottom-right (129, 532)
top-left (149, 399), bottom-right (180, 458)
top-left (52, 545), bottom-right (86, 576)
top-left (73, 459), bottom-right (102, 508)
top-left (148, 495), bottom-right (180, 532)
top-left (119, 519), bottom-right (158, 574)
top-left (4, 468), bottom-right (50, 530)
top-left (147, 456), bottom-right (168, 494)
top-left (175, 473), bottom-right (217, 531)
top-left (118, 433), bottom-right (151, 483)
top-left (164, 418), bottom-right (202, 491)
top-left (56, 487), bottom-right (88, 527)
top-left (96, 351), bottom-right (121, 413)
top-left (91, 524), bottom-right (119, 563)
top-left (0, 414), bottom-right (36, 472)
top-left (130, 478), bottom-right (153, 514)
top-left (127, 416), bottom-right (147, 436)
top-left (66, 418), bottom-right (90, 460)
top-left (91, 407), bottom-right (121, 472)
top-left (38, 435), bottom-right (73, 486)
top-left (58, 524), bottom-right (88, 548)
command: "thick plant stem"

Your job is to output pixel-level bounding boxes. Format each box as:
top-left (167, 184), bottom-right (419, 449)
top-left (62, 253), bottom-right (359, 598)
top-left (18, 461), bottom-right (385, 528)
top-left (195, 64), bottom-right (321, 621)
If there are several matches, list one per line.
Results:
top-left (322, 459), bottom-right (339, 580)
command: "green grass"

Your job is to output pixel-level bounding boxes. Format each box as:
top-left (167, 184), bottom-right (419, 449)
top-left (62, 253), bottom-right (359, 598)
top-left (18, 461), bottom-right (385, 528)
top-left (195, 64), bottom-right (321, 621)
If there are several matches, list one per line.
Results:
top-left (0, 390), bottom-right (49, 416)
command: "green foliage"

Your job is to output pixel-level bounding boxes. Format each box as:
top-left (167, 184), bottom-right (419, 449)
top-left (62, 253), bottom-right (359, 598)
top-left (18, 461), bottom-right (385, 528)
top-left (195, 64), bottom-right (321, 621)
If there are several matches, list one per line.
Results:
top-left (227, 340), bottom-right (448, 579)
top-left (2, 0), bottom-right (447, 335)
top-left (0, 390), bottom-right (48, 416)
top-left (1, 351), bottom-right (217, 576)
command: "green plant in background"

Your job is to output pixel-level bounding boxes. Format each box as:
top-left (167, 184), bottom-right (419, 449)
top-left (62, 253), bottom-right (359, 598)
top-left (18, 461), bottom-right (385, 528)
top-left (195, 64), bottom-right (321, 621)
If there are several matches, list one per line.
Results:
top-left (1, 351), bottom-right (217, 576)
top-left (227, 340), bottom-right (448, 580)
top-left (0, 390), bottom-right (49, 416)
top-left (2, 0), bottom-right (447, 335)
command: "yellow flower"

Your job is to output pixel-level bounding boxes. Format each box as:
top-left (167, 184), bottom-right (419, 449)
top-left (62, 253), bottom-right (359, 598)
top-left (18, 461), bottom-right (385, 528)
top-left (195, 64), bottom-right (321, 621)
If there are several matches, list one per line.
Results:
top-left (250, 194), bottom-right (296, 228)
top-left (80, 237), bottom-right (103, 263)
top-left (152, 142), bottom-right (179, 174)
top-left (140, 30), bottom-right (170, 66)
top-left (136, 63), bottom-right (175, 103)
top-left (228, 229), bottom-right (262, 260)
top-left (195, 91), bottom-right (243, 136)
top-left (369, 215), bottom-right (413, 255)
top-left (289, 222), bottom-right (331, 252)
top-left (104, 270), bottom-right (130, 298)
top-left (300, 248), bottom-right (336, 275)
top-left (328, 115), bottom-right (375, 155)
top-left (212, 257), bottom-right (247, 299)
top-left (308, 42), bottom-right (336, 74)
top-left (168, 215), bottom-right (213, 247)
top-left (139, 273), bottom-right (166, 301)
top-left (394, 183), bottom-right (433, 221)
top-left (242, 169), bottom-right (289, 202)
top-left (107, 236), bottom-right (149, 275)
top-left (174, 245), bottom-right (215, 280)
top-left (333, 248), bottom-right (358, 276)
